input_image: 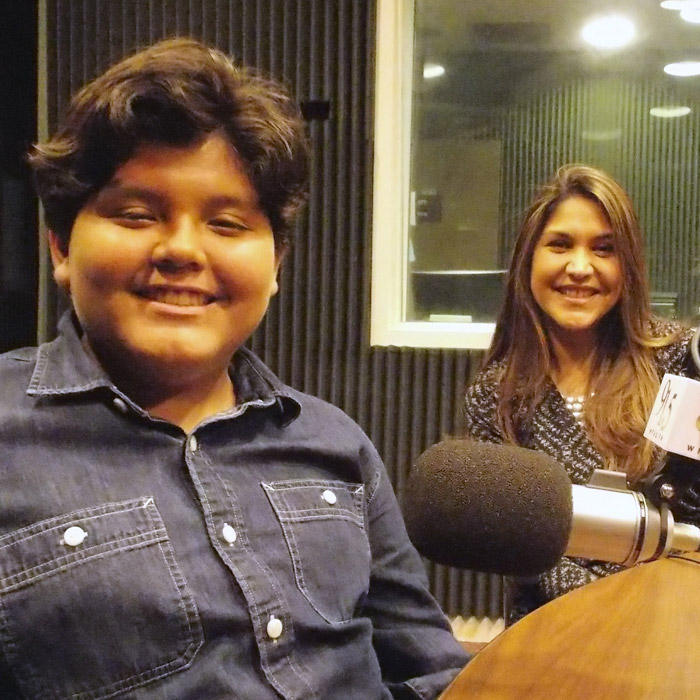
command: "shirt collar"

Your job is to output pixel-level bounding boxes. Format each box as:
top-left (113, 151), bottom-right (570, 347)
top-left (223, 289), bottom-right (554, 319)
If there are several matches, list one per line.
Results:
top-left (28, 312), bottom-right (113, 396)
top-left (27, 311), bottom-right (301, 423)
top-left (230, 347), bottom-right (301, 423)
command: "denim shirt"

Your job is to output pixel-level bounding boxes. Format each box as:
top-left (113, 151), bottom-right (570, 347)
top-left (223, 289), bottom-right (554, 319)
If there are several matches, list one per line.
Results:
top-left (0, 314), bottom-right (467, 700)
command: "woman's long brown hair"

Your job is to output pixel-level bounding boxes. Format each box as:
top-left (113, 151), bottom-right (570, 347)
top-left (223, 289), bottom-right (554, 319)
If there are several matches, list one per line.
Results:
top-left (487, 164), bottom-right (675, 482)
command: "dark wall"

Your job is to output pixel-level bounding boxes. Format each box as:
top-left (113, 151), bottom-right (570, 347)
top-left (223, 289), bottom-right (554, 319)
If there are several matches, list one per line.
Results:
top-left (39, 0), bottom-right (500, 618)
top-left (0, 1), bottom-right (38, 352)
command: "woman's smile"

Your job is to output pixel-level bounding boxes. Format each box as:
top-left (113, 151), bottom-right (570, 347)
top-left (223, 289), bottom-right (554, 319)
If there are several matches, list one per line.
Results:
top-left (530, 195), bottom-right (622, 342)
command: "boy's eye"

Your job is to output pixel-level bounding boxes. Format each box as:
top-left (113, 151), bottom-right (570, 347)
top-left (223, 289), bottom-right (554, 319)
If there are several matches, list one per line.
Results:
top-left (209, 217), bottom-right (249, 235)
top-left (112, 209), bottom-right (156, 226)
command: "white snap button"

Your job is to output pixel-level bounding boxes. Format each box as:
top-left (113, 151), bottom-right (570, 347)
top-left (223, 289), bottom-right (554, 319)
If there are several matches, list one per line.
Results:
top-left (267, 615), bottom-right (283, 639)
top-left (188, 435), bottom-right (198, 452)
top-left (321, 489), bottom-right (337, 505)
top-left (222, 523), bottom-right (237, 544)
top-left (112, 397), bottom-right (128, 413)
top-left (62, 526), bottom-right (88, 547)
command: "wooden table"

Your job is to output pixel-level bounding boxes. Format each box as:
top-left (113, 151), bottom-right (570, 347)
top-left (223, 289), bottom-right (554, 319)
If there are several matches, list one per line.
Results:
top-left (441, 552), bottom-right (700, 699)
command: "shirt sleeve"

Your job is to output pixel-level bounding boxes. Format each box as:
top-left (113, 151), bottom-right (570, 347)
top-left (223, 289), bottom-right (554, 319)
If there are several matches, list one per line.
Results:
top-left (359, 442), bottom-right (469, 700)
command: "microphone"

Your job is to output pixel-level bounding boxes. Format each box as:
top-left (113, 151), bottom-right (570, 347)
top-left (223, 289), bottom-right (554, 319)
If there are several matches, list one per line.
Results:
top-left (403, 439), bottom-right (700, 576)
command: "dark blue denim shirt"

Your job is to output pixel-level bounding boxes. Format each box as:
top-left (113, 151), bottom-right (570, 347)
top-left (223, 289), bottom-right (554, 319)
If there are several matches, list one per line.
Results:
top-left (0, 313), bottom-right (467, 700)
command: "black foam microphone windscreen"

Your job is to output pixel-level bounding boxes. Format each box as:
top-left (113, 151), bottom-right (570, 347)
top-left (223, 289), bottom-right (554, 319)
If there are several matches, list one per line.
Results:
top-left (404, 439), bottom-right (573, 576)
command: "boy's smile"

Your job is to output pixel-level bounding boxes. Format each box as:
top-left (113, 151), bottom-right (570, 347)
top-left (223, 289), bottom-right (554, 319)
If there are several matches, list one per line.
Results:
top-left (49, 132), bottom-right (281, 396)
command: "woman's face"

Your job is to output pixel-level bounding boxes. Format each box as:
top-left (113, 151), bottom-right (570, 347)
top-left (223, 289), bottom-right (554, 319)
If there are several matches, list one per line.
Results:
top-left (530, 195), bottom-right (623, 343)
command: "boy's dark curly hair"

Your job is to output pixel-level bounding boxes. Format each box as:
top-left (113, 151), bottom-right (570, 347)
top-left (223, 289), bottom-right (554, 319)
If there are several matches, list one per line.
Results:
top-left (29, 37), bottom-right (310, 250)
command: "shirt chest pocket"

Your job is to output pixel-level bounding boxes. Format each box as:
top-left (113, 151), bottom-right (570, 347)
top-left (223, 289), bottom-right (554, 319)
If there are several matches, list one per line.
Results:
top-left (0, 498), bottom-right (203, 700)
top-left (262, 480), bottom-right (370, 624)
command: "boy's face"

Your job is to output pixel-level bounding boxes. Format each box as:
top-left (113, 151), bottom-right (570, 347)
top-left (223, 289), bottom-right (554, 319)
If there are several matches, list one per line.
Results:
top-left (49, 132), bottom-right (281, 387)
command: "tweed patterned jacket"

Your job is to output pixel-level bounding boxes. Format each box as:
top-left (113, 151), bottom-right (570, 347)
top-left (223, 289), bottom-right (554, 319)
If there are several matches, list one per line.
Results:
top-left (462, 320), bottom-right (696, 622)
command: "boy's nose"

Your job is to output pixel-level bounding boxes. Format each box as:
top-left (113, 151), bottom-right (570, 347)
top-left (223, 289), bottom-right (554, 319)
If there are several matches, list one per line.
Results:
top-left (152, 219), bottom-right (206, 271)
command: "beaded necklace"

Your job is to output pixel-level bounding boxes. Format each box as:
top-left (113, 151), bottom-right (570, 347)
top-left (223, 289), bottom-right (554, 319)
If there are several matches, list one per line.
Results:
top-left (563, 394), bottom-right (585, 424)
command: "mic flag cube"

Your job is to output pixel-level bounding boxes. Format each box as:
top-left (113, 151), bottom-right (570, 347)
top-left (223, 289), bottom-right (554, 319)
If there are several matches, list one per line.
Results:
top-left (644, 373), bottom-right (700, 461)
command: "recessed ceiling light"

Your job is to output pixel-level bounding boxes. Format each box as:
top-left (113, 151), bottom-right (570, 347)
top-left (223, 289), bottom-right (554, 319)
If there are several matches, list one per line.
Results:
top-left (650, 106), bottom-right (692, 117)
top-left (664, 61), bottom-right (700, 76)
top-left (681, 8), bottom-right (700, 21)
top-left (660, 1), bottom-right (700, 9)
top-left (423, 63), bottom-right (445, 80)
top-left (582, 15), bottom-right (636, 49)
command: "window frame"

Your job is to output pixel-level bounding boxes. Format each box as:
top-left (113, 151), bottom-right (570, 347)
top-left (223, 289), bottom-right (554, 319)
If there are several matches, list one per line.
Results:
top-left (369, 0), bottom-right (496, 350)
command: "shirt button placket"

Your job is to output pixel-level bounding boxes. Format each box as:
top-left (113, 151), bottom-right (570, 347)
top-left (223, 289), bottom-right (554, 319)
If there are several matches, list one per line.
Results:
top-left (266, 615), bottom-right (283, 641)
top-left (221, 523), bottom-right (237, 544)
top-left (112, 397), bottom-right (128, 414)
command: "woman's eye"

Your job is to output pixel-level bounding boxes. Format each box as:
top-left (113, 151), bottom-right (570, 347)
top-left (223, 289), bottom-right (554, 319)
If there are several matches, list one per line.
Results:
top-left (546, 239), bottom-right (569, 251)
top-left (595, 243), bottom-right (615, 255)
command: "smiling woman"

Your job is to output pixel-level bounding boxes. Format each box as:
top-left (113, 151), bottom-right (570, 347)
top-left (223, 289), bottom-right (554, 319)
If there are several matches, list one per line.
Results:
top-left (530, 195), bottom-right (622, 350)
top-left (462, 163), bottom-right (697, 623)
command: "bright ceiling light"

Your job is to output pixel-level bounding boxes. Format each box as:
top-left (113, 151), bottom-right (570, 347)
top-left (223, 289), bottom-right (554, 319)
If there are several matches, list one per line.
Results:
top-left (650, 106), bottom-right (692, 117)
top-left (423, 63), bottom-right (445, 80)
top-left (582, 15), bottom-right (636, 49)
top-left (681, 8), bottom-right (700, 21)
top-left (660, 1), bottom-right (700, 9)
top-left (664, 61), bottom-right (700, 76)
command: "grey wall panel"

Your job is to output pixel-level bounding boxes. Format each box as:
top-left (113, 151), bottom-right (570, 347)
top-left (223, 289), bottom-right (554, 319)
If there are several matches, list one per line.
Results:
top-left (40, 0), bottom-right (501, 619)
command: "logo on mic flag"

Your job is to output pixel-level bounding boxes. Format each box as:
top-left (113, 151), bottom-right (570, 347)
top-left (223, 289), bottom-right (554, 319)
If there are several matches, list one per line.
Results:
top-left (644, 373), bottom-right (700, 459)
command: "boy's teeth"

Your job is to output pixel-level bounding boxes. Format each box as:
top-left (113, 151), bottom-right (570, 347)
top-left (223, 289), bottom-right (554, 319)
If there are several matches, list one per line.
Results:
top-left (150, 290), bottom-right (208, 306)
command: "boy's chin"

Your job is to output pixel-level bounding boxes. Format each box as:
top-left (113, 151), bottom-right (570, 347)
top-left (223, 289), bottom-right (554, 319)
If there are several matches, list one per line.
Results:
top-left (92, 333), bottom-right (237, 381)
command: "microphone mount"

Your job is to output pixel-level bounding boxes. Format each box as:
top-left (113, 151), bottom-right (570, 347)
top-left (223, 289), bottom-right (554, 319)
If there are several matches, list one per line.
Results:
top-left (571, 470), bottom-right (699, 565)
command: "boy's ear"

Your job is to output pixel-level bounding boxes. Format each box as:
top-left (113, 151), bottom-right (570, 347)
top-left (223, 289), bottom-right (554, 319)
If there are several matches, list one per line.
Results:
top-left (274, 241), bottom-right (289, 264)
top-left (48, 230), bottom-right (71, 293)
top-left (271, 244), bottom-right (289, 297)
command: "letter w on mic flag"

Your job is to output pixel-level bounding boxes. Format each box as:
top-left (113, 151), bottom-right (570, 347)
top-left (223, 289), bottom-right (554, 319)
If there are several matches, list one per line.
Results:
top-left (645, 373), bottom-right (700, 460)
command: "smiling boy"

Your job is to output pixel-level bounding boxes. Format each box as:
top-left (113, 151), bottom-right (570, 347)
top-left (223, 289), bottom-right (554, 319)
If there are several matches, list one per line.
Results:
top-left (0, 38), bottom-right (467, 700)
top-left (49, 132), bottom-right (280, 431)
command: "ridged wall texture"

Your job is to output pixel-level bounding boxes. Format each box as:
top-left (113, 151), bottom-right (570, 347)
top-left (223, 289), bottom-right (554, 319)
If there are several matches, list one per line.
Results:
top-left (39, 0), bottom-right (498, 619)
top-left (500, 76), bottom-right (700, 318)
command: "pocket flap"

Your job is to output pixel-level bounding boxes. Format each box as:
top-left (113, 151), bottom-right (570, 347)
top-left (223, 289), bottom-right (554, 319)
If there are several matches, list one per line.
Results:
top-left (0, 497), bottom-right (164, 593)
top-left (262, 480), bottom-right (365, 526)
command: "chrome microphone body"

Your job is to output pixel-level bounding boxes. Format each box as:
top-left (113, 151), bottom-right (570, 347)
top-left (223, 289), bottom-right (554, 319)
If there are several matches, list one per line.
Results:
top-left (570, 480), bottom-right (700, 565)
